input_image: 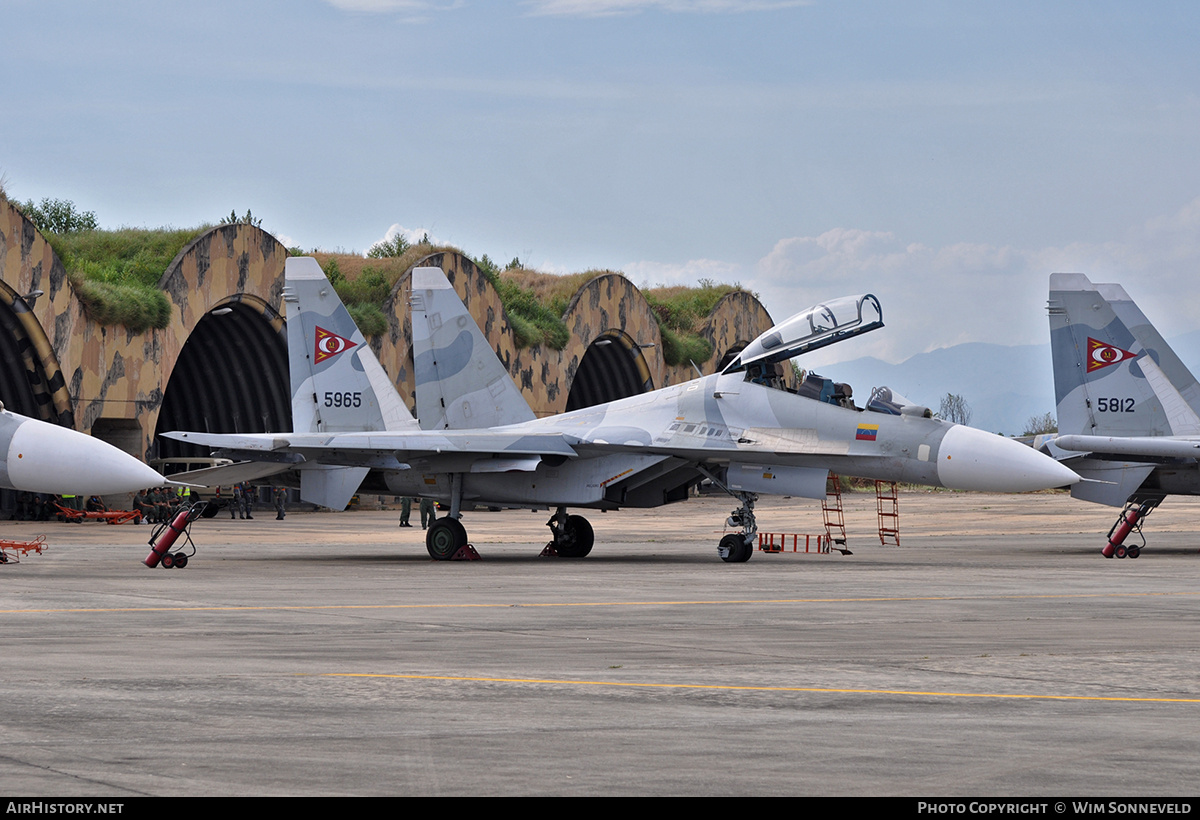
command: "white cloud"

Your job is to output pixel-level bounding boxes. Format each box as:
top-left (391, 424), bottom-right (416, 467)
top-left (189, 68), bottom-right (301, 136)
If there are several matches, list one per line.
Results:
top-left (524, 0), bottom-right (810, 17)
top-left (734, 196), bottom-right (1200, 367)
top-left (321, 0), bottom-right (458, 19)
top-left (366, 223), bottom-right (445, 255)
top-left (758, 229), bottom-right (930, 283)
top-left (623, 257), bottom-right (745, 289)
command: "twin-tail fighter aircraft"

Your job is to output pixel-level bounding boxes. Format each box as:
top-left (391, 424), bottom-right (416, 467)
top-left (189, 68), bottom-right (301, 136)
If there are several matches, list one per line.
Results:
top-left (1043, 273), bottom-right (1200, 558)
top-left (164, 257), bottom-right (1079, 563)
top-left (0, 403), bottom-right (165, 494)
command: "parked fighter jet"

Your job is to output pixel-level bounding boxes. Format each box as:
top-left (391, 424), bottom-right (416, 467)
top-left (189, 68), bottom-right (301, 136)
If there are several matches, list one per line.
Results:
top-left (0, 403), bottom-right (165, 494)
top-left (1043, 273), bottom-right (1200, 558)
top-left (165, 257), bottom-right (1078, 562)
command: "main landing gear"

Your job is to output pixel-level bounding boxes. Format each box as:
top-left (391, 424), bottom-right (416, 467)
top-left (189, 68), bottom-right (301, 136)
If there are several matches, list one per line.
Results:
top-left (425, 475), bottom-right (480, 560)
top-left (426, 516), bottom-right (469, 560)
top-left (1102, 496), bottom-right (1162, 559)
top-left (544, 507), bottom-right (594, 558)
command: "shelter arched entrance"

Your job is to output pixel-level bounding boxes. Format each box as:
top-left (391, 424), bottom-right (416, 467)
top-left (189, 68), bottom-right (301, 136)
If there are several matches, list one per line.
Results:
top-left (0, 285), bottom-right (71, 515)
top-left (565, 330), bottom-right (654, 412)
top-left (715, 342), bottom-right (748, 374)
top-left (0, 284), bottom-right (71, 426)
top-left (153, 296), bottom-right (290, 462)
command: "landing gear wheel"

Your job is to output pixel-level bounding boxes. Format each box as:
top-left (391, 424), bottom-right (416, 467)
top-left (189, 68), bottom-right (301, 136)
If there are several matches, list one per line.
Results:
top-left (718, 533), bottom-right (753, 563)
top-left (426, 517), bottom-right (468, 560)
top-left (1127, 545), bottom-right (1141, 559)
top-left (557, 515), bottom-right (594, 558)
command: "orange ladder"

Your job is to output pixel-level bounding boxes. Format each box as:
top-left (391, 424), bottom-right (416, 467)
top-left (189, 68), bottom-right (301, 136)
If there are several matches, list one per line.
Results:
top-left (822, 473), bottom-right (847, 547)
top-left (875, 480), bottom-right (900, 545)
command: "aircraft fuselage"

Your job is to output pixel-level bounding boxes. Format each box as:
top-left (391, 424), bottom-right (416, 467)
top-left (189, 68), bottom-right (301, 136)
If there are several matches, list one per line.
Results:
top-left (368, 372), bottom-right (1063, 508)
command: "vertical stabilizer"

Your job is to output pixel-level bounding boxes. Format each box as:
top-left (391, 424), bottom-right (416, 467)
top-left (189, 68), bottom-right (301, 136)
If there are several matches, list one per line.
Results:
top-left (1048, 272), bottom-right (1200, 438)
top-left (410, 266), bottom-right (536, 430)
top-left (285, 257), bottom-right (416, 434)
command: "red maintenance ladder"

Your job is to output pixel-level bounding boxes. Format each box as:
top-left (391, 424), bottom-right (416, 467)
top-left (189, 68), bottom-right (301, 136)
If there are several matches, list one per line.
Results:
top-left (758, 472), bottom-right (850, 556)
top-left (822, 473), bottom-right (847, 548)
top-left (758, 532), bottom-right (830, 554)
top-left (875, 480), bottom-right (900, 545)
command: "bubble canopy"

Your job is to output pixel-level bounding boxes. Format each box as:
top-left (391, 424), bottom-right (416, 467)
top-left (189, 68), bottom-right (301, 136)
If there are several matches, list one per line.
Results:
top-left (722, 293), bottom-right (883, 373)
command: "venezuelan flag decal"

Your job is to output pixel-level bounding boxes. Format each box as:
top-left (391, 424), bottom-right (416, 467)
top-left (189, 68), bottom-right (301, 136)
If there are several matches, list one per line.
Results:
top-left (855, 424), bottom-right (879, 441)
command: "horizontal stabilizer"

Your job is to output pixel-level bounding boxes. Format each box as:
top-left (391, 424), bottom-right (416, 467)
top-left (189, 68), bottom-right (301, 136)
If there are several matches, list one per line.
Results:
top-left (161, 431), bottom-right (292, 451)
top-left (163, 460), bottom-right (294, 488)
top-left (1066, 461), bottom-right (1157, 507)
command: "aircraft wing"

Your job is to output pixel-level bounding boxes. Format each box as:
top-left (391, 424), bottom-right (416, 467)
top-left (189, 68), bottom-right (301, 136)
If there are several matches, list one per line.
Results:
top-left (162, 429), bottom-right (581, 506)
top-left (161, 429), bottom-right (578, 465)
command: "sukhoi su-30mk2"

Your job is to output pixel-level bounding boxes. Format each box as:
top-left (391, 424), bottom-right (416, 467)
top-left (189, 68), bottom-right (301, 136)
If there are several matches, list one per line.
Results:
top-left (165, 257), bottom-right (1079, 563)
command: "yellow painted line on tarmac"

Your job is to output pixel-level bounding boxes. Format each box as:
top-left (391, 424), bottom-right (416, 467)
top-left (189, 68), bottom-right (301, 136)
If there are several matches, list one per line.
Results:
top-left (320, 672), bottom-right (1200, 704)
top-left (3, 589), bottom-right (1200, 615)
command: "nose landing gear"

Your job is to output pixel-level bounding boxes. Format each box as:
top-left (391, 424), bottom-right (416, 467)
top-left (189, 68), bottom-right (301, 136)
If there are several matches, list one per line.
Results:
top-left (718, 492), bottom-right (758, 564)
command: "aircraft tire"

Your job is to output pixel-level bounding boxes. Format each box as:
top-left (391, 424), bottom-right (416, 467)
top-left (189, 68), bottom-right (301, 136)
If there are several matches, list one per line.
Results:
top-left (737, 540), bottom-right (753, 562)
top-left (557, 515), bottom-right (594, 558)
top-left (426, 517), bottom-right (467, 561)
top-left (718, 534), bottom-right (752, 563)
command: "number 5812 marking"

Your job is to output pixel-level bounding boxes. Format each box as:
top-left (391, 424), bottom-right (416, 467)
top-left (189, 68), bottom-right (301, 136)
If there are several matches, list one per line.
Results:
top-left (1097, 397), bottom-right (1134, 412)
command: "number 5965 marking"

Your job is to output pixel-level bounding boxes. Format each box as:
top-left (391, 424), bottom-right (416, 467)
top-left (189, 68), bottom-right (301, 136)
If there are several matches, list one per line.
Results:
top-left (325, 391), bottom-right (362, 408)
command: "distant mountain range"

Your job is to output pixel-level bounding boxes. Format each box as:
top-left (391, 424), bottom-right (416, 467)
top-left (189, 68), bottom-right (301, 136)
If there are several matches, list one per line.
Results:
top-left (810, 330), bottom-right (1200, 436)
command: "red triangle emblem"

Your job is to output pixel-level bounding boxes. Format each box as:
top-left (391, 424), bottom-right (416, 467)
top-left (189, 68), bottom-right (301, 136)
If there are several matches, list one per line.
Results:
top-left (1087, 337), bottom-right (1138, 372)
top-left (314, 326), bottom-right (358, 364)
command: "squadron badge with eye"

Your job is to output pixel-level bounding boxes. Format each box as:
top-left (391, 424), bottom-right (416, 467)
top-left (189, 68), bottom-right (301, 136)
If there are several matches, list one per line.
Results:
top-left (1087, 337), bottom-right (1138, 372)
top-left (314, 326), bottom-right (358, 364)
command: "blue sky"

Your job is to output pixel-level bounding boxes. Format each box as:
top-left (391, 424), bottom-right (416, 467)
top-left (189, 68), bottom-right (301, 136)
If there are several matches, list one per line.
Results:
top-left (4, 1), bottom-right (1199, 367)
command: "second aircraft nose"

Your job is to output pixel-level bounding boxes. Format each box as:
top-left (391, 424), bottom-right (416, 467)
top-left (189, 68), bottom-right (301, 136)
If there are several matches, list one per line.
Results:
top-left (936, 424), bottom-right (1080, 493)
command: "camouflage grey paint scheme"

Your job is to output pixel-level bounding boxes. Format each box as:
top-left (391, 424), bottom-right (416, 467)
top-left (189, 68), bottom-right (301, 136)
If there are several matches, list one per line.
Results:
top-left (165, 258), bottom-right (1077, 558)
top-left (411, 266), bottom-right (536, 431)
top-left (1046, 272), bottom-right (1200, 506)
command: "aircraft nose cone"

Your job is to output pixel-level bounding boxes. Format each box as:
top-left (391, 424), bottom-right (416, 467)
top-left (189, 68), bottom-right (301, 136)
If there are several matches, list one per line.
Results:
top-left (8, 420), bottom-right (166, 494)
top-left (937, 424), bottom-right (1081, 492)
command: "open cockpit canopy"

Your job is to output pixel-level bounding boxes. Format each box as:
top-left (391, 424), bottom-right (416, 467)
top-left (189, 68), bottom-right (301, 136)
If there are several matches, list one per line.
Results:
top-left (722, 293), bottom-right (883, 374)
top-left (866, 386), bottom-right (932, 418)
